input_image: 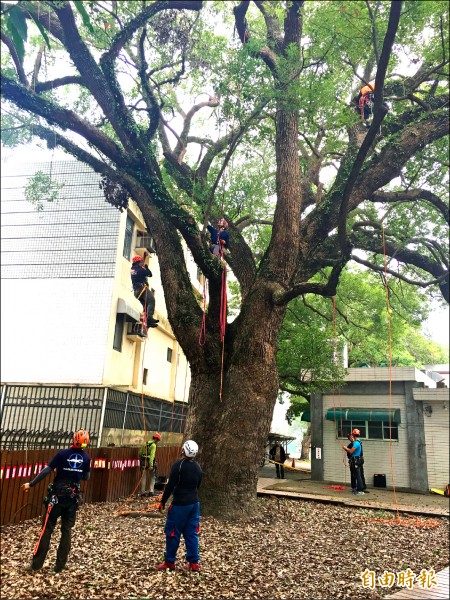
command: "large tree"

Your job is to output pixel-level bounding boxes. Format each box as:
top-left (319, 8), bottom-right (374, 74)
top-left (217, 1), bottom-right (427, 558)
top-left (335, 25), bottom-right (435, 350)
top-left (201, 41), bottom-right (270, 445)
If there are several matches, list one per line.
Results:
top-left (1, 0), bottom-right (448, 519)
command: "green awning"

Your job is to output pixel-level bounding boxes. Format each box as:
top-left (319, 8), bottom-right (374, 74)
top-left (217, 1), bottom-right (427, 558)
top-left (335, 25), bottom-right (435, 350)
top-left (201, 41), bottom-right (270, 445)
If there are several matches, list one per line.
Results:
top-left (325, 408), bottom-right (401, 424)
top-left (300, 412), bottom-right (310, 422)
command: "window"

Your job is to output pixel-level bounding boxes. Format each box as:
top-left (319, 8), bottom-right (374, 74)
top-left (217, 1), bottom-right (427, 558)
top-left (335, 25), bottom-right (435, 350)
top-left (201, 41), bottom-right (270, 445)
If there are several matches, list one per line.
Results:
top-left (113, 315), bottom-right (124, 351)
top-left (123, 214), bottom-right (134, 260)
top-left (338, 420), bottom-right (398, 441)
top-left (143, 368), bottom-right (148, 385)
top-left (167, 348), bottom-right (173, 363)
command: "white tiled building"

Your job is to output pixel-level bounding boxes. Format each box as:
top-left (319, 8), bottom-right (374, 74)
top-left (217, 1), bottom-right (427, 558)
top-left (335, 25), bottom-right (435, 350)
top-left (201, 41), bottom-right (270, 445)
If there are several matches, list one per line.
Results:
top-left (1, 160), bottom-right (202, 446)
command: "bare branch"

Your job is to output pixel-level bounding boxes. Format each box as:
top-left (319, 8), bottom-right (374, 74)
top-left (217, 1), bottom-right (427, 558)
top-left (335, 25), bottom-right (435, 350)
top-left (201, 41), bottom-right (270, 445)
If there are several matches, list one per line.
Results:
top-left (369, 189), bottom-right (449, 225)
top-left (1, 32), bottom-right (28, 86)
top-left (337, 0), bottom-right (402, 254)
top-left (365, 0), bottom-right (380, 64)
top-left (352, 255), bottom-right (448, 289)
top-left (34, 76), bottom-right (84, 93)
top-left (100, 1), bottom-right (203, 69)
top-left (0, 75), bottom-right (126, 165)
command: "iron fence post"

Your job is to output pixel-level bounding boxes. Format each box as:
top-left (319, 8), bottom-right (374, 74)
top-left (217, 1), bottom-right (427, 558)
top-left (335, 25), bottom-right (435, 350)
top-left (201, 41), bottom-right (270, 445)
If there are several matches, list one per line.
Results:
top-left (97, 387), bottom-right (108, 448)
top-left (120, 392), bottom-right (129, 446)
top-left (0, 384), bottom-right (7, 422)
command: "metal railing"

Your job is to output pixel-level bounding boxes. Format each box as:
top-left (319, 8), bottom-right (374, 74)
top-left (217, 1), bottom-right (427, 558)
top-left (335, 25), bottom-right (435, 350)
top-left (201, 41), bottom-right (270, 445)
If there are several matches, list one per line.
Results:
top-left (0, 384), bottom-right (188, 450)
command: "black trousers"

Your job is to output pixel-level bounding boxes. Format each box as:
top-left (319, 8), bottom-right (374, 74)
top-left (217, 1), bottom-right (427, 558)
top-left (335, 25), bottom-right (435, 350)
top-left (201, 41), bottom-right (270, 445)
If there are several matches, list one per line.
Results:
top-left (275, 463), bottom-right (285, 479)
top-left (349, 461), bottom-right (365, 492)
top-left (32, 498), bottom-right (77, 571)
top-left (134, 285), bottom-right (156, 325)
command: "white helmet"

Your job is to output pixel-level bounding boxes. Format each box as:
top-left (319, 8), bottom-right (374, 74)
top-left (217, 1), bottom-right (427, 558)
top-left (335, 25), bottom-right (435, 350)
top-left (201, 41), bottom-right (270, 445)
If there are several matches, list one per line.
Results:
top-left (182, 440), bottom-right (198, 458)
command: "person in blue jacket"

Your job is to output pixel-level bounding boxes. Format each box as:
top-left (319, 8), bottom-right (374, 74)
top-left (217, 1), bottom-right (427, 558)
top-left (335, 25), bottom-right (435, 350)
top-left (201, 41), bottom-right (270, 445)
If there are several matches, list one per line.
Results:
top-left (155, 440), bottom-right (202, 572)
top-left (207, 218), bottom-right (230, 257)
top-left (342, 428), bottom-right (365, 495)
top-left (22, 430), bottom-right (91, 572)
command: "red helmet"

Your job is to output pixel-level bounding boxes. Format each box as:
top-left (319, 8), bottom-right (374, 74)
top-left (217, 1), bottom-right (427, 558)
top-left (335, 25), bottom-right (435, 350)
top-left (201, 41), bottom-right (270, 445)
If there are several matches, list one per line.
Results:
top-left (153, 432), bottom-right (162, 441)
top-left (352, 428), bottom-right (360, 436)
top-left (132, 255), bottom-right (143, 264)
top-left (73, 429), bottom-right (90, 449)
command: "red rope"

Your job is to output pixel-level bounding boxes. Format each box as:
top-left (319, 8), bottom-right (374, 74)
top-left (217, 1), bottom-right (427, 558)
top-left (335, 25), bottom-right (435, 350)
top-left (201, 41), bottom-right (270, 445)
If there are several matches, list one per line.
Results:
top-left (219, 247), bottom-right (227, 342)
top-left (219, 246), bottom-right (227, 401)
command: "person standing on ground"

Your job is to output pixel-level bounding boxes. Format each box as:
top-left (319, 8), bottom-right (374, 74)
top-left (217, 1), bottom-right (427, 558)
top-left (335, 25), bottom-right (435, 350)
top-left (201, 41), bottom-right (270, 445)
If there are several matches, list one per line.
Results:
top-left (342, 428), bottom-right (365, 495)
top-left (155, 440), bottom-right (202, 572)
top-left (346, 432), bottom-right (367, 493)
top-left (22, 430), bottom-right (91, 573)
top-left (270, 439), bottom-right (286, 479)
top-left (139, 433), bottom-right (161, 496)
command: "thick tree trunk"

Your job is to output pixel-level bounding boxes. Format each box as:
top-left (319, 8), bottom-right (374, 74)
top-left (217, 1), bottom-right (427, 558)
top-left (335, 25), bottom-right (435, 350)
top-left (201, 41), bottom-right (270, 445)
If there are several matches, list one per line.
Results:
top-left (185, 286), bottom-right (286, 520)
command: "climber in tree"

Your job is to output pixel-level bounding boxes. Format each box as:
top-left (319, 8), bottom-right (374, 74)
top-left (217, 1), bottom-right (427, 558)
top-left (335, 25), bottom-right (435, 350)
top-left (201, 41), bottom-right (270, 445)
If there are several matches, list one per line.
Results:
top-left (356, 81), bottom-right (375, 127)
top-left (207, 218), bottom-right (230, 258)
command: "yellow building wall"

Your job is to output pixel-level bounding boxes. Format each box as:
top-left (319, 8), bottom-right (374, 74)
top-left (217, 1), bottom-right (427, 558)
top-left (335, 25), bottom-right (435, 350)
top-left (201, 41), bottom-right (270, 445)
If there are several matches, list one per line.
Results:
top-left (102, 200), bottom-right (191, 402)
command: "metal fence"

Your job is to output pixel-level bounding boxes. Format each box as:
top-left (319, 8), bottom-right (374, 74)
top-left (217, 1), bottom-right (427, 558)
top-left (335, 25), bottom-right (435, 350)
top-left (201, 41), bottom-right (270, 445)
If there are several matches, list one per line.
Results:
top-left (0, 384), bottom-right (188, 450)
top-left (103, 388), bottom-right (187, 434)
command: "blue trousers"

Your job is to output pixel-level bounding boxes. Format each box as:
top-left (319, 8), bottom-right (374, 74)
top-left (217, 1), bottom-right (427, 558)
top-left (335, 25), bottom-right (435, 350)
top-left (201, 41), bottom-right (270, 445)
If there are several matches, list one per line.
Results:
top-left (164, 502), bottom-right (200, 564)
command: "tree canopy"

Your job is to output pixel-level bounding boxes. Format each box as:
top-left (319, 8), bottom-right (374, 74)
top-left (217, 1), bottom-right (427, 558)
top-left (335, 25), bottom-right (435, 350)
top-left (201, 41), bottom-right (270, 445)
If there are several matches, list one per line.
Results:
top-left (1, 0), bottom-right (448, 519)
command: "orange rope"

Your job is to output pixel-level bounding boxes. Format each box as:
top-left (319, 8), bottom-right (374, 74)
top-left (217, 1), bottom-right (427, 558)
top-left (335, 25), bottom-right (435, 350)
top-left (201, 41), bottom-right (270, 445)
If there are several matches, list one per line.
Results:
top-left (219, 246), bottom-right (227, 401)
top-left (382, 225), bottom-right (400, 521)
top-left (330, 296), bottom-right (347, 484)
top-left (33, 503), bottom-right (53, 556)
top-left (369, 516), bottom-right (442, 529)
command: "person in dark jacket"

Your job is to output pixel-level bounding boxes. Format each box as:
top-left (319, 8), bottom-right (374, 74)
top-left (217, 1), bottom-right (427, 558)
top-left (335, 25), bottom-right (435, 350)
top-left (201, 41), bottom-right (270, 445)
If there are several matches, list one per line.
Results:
top-left (130, 252), bottom-right (159, 328)
top-left (22, 430), bottom-right (91, 573)
top-left (207, 218), bottom-right (230, 257)
top-left (269, 440), bottom-right (286, 479)
top-left (155, 440), bottom-right (202, 572)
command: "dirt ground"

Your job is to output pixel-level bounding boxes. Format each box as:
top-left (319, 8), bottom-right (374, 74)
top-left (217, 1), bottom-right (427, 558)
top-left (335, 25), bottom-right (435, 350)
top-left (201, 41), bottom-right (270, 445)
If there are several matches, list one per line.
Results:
top-left (1, 495), bottom-right (448, 600)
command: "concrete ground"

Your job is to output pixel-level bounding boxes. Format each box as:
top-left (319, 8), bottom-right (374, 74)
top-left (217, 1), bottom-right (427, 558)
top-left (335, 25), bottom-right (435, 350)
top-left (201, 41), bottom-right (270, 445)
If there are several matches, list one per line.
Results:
top-left (258, 461), bottom-right (450, 515)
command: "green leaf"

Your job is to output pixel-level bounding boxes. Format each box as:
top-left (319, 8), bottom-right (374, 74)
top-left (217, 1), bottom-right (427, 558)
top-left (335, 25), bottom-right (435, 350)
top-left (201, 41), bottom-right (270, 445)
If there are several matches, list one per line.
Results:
top-left (8, 6), bottom-right (28, 42)
top-left (8, 25), bottom-right (25, 63)
top-left (6, 5), bottom-right (28, 63)
top-left (73, 1), bottom-right (95, 34)
top-left (27, 11), bottom-right (52, 51)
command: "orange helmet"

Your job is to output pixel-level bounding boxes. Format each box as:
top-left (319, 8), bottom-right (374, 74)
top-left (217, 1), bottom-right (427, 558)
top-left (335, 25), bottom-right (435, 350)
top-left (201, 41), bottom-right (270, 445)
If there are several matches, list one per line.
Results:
top-left (352, 428), bottom-right (361, 436)
top-left (153, 432), bottom-right (162, 441)
top-left (132, 255), bottom-right (143, 264)
top-left (73, 429), bottom-right (90, 449)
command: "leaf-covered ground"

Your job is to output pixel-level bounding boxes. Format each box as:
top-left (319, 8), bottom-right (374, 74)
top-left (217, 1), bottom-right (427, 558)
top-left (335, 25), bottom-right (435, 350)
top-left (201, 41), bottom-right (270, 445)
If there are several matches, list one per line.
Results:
top-left (1, 497), bottom-right (448, 599)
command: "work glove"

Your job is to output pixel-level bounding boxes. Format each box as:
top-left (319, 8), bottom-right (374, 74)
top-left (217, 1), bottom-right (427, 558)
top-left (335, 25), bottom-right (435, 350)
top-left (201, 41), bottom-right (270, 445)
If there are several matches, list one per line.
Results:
top-left (158, 503), bottom-right (165, 513)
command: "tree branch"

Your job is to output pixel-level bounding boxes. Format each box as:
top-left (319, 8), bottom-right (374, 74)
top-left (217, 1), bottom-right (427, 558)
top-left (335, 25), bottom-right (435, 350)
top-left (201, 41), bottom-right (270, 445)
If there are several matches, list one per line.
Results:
top-left (100, 0), bottom-right (203, 69)
top-left (0, 75), bottom-right (126, 165)
top-left (34, 76), bottom-right (84, 93)
top-left (1, 32), bottom-right (28, 86)
top-left (337, 0), bottom-right (402, 255)
top-left (52, 1), bottom-right (144, 155)
top-left (369, 189), bottom-right (449, 225)
top-left (274, 262), bottom-right (346, 306)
